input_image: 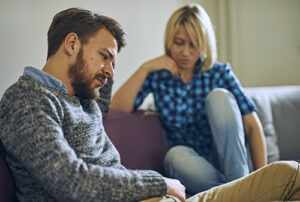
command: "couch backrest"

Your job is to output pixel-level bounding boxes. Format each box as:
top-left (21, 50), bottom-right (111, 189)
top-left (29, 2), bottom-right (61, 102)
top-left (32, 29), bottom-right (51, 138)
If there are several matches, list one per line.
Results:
top-left (103, 109), bottom-right (168, 174)
top-left (245, 86), bottom-right (300, 161)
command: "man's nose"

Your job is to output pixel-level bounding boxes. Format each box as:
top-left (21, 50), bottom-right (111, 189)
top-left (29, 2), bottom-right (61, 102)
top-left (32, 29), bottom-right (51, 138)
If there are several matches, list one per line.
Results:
top-left (103, 63), bottom-right (115, 78)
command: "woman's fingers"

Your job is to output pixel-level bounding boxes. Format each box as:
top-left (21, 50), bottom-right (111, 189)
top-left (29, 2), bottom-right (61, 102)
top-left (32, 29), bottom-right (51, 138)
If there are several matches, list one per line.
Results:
top-left (141, 55), bottom-right (180, 77)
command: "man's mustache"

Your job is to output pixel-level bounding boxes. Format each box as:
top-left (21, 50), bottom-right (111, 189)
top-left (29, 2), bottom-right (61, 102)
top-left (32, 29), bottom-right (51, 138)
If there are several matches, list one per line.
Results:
top-left (95, 73), bottom-right (107, 85)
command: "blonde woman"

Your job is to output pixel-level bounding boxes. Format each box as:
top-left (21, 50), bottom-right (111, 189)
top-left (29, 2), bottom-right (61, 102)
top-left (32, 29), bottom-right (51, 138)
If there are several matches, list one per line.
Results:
top-left (111, 4), bottom-right (267, 194)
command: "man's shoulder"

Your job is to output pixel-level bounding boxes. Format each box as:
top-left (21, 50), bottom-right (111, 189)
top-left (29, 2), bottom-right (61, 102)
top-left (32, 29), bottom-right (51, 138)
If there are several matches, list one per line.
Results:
top-left (0, 76), bottom-right (71, 133)
top-left (1, 76), bottom-right (66, 110)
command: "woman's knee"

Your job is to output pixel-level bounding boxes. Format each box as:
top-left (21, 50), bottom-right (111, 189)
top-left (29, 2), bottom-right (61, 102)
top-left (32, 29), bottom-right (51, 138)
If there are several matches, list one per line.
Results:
top-left (206, 89), bottom-right (241, 127)
top-left (206, 88), bottom-right (234, 109)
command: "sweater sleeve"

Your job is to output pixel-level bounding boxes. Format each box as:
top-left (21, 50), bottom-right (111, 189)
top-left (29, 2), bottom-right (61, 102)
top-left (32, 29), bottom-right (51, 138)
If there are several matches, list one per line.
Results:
top-left (96, 77), bottom-right (113, 117)
top-left (1, 94), bottom-right (167, 202)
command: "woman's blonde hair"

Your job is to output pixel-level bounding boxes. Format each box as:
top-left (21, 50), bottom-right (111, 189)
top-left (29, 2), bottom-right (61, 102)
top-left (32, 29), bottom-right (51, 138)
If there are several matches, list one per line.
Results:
top-left (164, 4), bottom-right (217, 71)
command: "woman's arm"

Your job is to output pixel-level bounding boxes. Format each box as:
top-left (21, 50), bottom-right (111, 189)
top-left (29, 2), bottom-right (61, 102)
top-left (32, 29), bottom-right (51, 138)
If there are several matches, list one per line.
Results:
top-left (243, 112), bottom-right (267, 170)
top-left (110, 55), bottom-right (179, 112)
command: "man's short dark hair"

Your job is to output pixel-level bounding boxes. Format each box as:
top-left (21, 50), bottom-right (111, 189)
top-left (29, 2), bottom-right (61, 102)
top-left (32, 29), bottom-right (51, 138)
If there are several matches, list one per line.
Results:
top-left (47, 8), bottom-right (126, 59)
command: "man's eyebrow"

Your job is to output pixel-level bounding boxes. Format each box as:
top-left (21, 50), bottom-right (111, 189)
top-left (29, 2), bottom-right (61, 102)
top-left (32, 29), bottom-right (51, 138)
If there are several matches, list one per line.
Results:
top-left (101, 48), bottom-right (116, 68)
top-left (101, 48), bottom-right (115, 59)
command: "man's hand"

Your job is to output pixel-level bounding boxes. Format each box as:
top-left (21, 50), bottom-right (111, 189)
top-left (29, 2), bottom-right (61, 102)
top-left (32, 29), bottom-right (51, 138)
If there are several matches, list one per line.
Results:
top-left (163, 177), bottom-right (186, 202)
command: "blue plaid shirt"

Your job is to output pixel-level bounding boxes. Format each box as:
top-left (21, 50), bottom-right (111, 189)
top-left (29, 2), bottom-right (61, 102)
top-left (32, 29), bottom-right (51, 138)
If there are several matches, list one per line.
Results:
top-left (134, 59), bottom-right (256, 158)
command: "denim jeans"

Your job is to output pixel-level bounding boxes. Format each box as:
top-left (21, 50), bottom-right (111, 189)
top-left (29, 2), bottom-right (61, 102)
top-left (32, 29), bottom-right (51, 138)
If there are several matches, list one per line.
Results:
top-left (164, 88), bottom-right (250, 193)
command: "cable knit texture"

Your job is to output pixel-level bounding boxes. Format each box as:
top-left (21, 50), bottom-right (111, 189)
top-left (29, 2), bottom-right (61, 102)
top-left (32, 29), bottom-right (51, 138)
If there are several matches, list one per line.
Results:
top-left (96, 77), bottom-right (113, 116)
top-left (0, 76), bottom-right (167, 202)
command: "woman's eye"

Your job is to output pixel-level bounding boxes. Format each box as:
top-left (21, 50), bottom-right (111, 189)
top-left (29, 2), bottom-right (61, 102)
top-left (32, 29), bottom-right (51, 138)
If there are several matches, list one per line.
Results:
top-left (174, 40), bottom-right (184, 46)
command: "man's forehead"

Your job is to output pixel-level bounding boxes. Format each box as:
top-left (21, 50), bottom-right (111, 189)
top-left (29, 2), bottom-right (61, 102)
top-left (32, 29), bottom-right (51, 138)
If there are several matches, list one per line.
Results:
top-left (90, 28), bottom-right (118, 48)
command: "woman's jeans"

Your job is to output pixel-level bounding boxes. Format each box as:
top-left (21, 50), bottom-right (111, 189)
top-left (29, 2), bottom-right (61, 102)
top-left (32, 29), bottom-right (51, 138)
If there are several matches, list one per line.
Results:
top-left (164, 88), bottom-right (250, 194)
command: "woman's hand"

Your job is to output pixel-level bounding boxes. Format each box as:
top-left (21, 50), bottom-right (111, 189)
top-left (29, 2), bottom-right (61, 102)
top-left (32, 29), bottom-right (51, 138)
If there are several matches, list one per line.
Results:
top-left (111, 55), bottom-right (179, 113)
top-left (141, 55), bottom-right (180, 77)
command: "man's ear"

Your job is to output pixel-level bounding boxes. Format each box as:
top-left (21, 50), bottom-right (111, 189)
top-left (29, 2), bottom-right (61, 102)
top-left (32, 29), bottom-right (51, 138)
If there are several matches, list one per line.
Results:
top-left (64, 32), bottom-right (80, 56)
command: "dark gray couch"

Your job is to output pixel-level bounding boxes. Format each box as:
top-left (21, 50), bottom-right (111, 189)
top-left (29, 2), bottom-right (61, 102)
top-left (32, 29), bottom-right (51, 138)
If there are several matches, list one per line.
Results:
top-left (245, 86), bottom-right (300, 162)
top-left (1, 85), bottom-right (300, 201)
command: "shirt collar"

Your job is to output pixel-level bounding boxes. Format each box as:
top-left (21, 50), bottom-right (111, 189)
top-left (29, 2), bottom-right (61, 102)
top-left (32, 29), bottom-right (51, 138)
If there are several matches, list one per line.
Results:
top-left (23, 66), bottom-right (67, 93)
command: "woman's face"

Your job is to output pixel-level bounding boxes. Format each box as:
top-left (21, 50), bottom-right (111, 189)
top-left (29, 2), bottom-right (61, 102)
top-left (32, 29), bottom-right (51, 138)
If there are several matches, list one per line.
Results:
top-left (169, 25), bottom-right (200, 71)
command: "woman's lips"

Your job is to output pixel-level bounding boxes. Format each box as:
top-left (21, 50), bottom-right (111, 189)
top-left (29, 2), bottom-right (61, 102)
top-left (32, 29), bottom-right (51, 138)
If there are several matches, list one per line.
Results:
top-left (179, 59), bottom-right (191, 64)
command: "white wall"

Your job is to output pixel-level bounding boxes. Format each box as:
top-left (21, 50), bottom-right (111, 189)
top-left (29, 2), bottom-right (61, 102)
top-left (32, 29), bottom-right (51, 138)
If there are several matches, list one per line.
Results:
top-left (1, 0), bottom-right (299, 98)
top-left (0, 0), bottom-right (184, 97)
top-left (214, 0), bottom-right (300, 87)
top-left (234, 0), bottom-right (300, 86)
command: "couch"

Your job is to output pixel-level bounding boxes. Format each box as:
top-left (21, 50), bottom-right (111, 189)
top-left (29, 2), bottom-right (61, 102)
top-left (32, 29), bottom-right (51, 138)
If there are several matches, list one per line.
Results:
top-left (1, 85), bottom-right (300, 201)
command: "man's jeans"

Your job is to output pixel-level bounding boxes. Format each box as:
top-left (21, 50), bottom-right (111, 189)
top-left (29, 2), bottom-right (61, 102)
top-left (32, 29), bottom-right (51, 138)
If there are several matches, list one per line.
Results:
top-left (143, 161), bottom-right (300, 202)
top-left (164, 88), bottom-right (250, 193)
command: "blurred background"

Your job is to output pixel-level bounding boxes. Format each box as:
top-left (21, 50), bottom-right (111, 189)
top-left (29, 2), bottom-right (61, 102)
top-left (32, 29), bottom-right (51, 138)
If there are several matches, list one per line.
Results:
top-left (0, 0), bottom-right (299, 98)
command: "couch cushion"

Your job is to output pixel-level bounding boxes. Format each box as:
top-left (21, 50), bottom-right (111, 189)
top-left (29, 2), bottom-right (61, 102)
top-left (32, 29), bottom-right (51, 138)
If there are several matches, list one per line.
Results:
top-left (245, 86), bottom-right (300, 161)
top-left (103, 109), bottom-right (168, 174)
top-left (268, 86), bottom-right (300, 160)
top-left (245, 88), bottom-right (280, 163)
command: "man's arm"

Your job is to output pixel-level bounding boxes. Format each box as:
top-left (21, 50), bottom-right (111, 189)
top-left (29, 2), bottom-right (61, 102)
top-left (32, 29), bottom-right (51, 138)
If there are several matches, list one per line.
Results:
top-left (1, 96), bottom-right (167, 201)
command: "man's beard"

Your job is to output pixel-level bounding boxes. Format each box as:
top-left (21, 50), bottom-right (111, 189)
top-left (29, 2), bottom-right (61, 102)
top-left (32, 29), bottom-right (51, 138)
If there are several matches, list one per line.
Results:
top-left (68, 48), bottom-right (106, 100)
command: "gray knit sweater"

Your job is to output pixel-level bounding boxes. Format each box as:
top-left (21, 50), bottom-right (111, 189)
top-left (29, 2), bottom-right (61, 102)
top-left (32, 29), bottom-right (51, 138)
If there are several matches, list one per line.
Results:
top-left (0, 76), bottom-right (167, 202)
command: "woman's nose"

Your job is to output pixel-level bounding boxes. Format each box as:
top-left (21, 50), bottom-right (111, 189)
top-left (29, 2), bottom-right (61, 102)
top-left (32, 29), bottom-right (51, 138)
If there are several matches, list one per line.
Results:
top-left (182, 45), bottom-right (191, 55)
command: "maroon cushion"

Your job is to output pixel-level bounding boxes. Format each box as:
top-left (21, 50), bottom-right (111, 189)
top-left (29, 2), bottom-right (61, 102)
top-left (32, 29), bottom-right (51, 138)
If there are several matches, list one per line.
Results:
top-left (103, 109), bottom-right (167, 174)
top-left (0, 142), bottom-right (17, 202)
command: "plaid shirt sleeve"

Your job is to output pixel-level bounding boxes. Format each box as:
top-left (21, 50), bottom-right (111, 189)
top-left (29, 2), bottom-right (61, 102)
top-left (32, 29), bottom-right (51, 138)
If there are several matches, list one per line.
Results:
top-left (220, 63), bottom-right (257, 115)
top-left (133, 73), bottom-right (152, 111)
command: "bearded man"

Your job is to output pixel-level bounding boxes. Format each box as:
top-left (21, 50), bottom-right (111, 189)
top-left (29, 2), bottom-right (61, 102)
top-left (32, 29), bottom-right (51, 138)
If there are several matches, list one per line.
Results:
top-left (0, 8), bottom-right (185, 202)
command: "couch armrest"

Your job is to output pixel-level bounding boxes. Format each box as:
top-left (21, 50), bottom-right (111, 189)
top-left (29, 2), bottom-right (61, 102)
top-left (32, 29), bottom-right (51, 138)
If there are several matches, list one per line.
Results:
top-left (103, 109), bottom-right (168, 174)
